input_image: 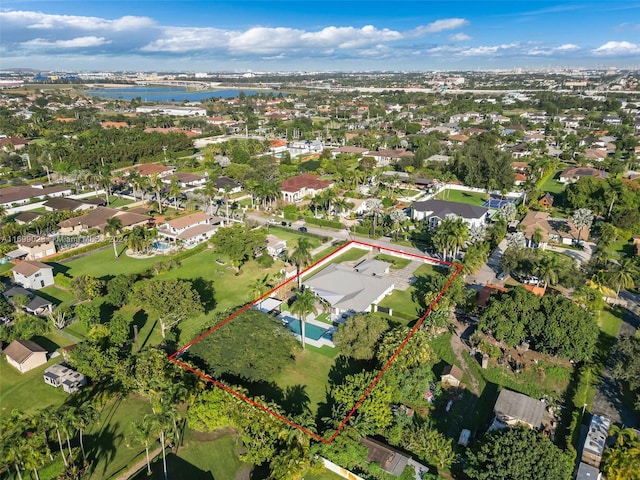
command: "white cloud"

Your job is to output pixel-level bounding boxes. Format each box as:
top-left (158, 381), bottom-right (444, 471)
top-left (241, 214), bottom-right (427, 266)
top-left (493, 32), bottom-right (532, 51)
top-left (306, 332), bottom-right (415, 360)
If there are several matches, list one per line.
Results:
top-left (141, 27), bottom-right (231, 53)
top-left (592, 41), bottom-right (640, 56)
top-left (418, 18), bottom-right (469, 34)
top-left (449, 33), bottom-right (471, 42)
top-left (556, 43), bottom-right (579, 51)
top-left (0, 10), bottom-right (155, 32)
top-left (528, 43), bottom-right (580, 56)
top-left (22, 36), bottom-right (111, 48)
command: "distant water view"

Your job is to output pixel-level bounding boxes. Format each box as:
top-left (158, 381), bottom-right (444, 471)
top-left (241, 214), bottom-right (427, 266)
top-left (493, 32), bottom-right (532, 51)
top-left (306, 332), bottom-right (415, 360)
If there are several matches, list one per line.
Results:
top-left (85, 86), bottom-right (261, 102)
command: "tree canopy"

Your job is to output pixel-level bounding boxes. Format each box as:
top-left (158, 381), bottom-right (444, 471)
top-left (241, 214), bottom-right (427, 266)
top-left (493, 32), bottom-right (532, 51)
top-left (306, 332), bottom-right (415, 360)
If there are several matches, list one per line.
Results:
top-left (209, 224), bottom-right (267, 271)
top-left (333, 313), bottom-right (390, 360)
top-left (466, 426), bottom-right (573, 480)
top-left (188, 309), bottom-right (300, 382)
top-left (479, 287), bottom-right (598, 361)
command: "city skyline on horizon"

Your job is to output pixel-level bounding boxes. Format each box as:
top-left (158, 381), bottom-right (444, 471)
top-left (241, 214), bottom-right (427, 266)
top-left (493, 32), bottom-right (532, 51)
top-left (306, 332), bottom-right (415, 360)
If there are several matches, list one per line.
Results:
top-left (1, 1), bottom-right (639, 72)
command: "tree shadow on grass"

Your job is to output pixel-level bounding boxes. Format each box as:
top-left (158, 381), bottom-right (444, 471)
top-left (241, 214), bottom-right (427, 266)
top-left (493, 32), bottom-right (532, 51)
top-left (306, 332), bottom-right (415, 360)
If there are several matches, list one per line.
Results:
top-left (86, 420), bottom-right (123, 478)
top-left (190, 277), bottom-right (217, 312)
top-left (32, 335), bottom-right (60, 353)
top-left (133, 453), bottom-right (213, 480)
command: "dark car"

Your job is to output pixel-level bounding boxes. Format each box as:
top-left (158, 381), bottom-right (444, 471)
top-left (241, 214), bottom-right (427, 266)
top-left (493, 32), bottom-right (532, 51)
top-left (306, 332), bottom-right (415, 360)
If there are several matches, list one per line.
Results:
top-left (281, 221), bottom-right (288, 226)
top-left (496, 270), bottom-right (508, 281)
top-left (298, 226), bottom-right (308, 233)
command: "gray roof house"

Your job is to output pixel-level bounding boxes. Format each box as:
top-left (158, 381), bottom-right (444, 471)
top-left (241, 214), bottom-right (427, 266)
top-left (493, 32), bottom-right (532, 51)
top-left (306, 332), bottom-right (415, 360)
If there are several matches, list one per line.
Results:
top-left (302, 259), bottom-right (394, 318)
top-left (43, 364), bottom-right (87, 393)
top-left (411, 199), bottom-right (488, 229)
top-left (493, 389), bottom-right (545, 429)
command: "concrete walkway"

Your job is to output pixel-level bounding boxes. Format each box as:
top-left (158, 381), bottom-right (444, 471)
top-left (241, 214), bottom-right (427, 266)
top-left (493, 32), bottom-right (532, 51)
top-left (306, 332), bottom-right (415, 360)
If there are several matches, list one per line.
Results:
top-left (113, 446), bottom-right (162, 480)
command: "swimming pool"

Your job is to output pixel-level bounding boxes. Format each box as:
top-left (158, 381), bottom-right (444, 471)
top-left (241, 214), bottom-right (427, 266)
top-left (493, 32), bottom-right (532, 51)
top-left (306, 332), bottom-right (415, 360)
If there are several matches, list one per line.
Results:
top-left (281, 316), bottom-right (331, 341)
top-left (152, 241), bottom-right (171, 251)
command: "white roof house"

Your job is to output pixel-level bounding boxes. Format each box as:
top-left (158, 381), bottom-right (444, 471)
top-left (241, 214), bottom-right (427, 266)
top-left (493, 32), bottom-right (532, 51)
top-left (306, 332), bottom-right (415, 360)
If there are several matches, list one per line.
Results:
top-left (303, 259), bottom-right (394, 318)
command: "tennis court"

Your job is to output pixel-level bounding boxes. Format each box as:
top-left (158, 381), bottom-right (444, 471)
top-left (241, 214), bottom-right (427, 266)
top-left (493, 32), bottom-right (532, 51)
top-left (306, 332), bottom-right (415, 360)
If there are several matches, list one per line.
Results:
top-left (482, 197), bottom-right (517, 209)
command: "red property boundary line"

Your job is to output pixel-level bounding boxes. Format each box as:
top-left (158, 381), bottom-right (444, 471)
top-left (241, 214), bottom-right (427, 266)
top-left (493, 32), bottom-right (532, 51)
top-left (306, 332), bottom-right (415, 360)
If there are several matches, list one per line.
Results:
top-left (168, 240), bottom-right (462, 444)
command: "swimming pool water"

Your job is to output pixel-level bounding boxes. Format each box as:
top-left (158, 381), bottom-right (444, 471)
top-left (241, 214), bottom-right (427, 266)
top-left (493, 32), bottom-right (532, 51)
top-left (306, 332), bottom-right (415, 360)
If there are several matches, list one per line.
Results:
top-left (281, 316), bottom-right (330, 341)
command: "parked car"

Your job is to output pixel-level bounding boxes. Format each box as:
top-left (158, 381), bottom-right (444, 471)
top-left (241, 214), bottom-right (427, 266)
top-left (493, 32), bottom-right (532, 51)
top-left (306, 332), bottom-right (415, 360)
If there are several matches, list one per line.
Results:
top-left (298, 226), bottom-right (308, 233)
top-left (281, 221), bottom-right (289, 226)
top-left (497, 270), bottom-right (508, 281)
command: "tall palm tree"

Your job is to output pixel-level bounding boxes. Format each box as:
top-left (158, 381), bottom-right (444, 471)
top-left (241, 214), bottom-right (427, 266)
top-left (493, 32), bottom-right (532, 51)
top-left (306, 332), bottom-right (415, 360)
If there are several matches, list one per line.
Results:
top-left (104, 217), bottom-right (124, 258)
top-left (73, 402), bottom-right (97, 464)
top-left (169, 177), bottom-right (181, 211)
top-left (149, 173), bottom-right (165, 214)
top-left (290, 288), bottom-right (318, 350)
top-left (535, 255), bottom-right (560, 287)
top-left (609, 258), bottom-right (638, 297)
top-left (130, 420), bottom-right (154, 476)
top-left (290, 238), bottom-right (313, 289)
top-left (127, 169), bottom-right (141, 200)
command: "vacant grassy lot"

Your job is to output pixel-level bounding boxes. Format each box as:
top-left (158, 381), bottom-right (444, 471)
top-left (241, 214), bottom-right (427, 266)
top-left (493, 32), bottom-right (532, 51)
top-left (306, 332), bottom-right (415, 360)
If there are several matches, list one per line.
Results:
top-left (436, 189), bottom-right (487, 206)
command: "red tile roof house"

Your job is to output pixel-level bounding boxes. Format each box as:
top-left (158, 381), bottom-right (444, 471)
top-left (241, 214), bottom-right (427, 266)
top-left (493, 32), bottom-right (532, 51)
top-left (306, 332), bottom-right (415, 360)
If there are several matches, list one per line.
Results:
top-left (12, 260), bottom-right (54, 290)
top-left (280, 174), bottom-right (334, 203)
top-left (157, 212), bottom-right (223, 247)
top-left (3, 339), bottom-right (48, 373)
top-left (118, 163), bottom-right (174, 178)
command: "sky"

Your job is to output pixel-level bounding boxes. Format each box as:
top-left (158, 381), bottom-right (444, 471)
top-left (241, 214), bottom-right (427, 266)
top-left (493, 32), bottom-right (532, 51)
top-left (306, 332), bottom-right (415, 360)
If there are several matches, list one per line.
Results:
top-left (1, 1), bottom-right (639, 72)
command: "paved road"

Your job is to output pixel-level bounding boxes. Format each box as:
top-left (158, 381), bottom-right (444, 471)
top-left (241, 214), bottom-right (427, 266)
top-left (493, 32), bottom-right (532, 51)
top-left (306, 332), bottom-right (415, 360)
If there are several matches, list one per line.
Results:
top-left (544, 242), bottom-right (594, 265)
top-left (465, 239), bottom-right (508, 291)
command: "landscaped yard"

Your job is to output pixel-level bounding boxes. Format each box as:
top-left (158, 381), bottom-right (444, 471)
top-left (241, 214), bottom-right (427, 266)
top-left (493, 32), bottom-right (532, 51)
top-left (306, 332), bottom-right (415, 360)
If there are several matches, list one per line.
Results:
top-left (375, 253), bottom-right (411, 269)
top-left (540, 172), bottom-right (566, 194)
top-left (275, 348), bottom-right (338, 412)
top-left (56, 246), bottom-right (162, 278)
top-left (0, 355), bottom-right (68, 418)
top-left (436, 189), bottom-right (487, 206)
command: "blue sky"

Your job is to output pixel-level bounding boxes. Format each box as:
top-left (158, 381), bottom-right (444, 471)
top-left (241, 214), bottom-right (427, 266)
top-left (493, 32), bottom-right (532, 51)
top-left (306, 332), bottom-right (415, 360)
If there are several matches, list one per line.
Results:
top-left (1, 1), bottom-right (639, 71)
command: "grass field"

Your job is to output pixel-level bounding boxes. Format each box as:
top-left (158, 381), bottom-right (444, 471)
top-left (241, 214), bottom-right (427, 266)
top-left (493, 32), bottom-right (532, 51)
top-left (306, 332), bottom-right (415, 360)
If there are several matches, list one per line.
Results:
top-left (57, 246), bottom-right (162, 279)
top-left (540, 174), bottom-right (566, 194)
top-left (275, 348), bottom-right (337, 412)
top-left (0, 355), bottom-right (68, 418)
top-left (436, 189), bottom-right (487, 206)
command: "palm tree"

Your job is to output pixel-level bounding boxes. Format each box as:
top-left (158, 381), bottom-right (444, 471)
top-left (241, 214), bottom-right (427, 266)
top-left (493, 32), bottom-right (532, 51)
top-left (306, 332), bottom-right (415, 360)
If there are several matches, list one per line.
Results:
top-left (290, 288), bottom-right (318, 350)
top-left (609, 258), bottom-right (638, 297)
top-left (130, 420), bottom-right (154, 476)
top-left (201, 180), bottom-right (218, 214)
top-left (570, 208), bottom-right (594, 244)
top-left (250, 274), bottom-right (272, 309)
top-left (73, 402), bottom-right (97, 464)
top-left (535, 255), bottom-right (560, 287)
top-left (127, 226), bottom-right (148, 254)
top-left (149, 173), bottom-right (164, 214)
top-left (438, 215), bottom-right (469, 260)
top-left (169, 177), bottom-right (181, 211)
top-left (104, 217), bottom-right (124, 258)
top-left (289, 238), bottom-right (313, 289)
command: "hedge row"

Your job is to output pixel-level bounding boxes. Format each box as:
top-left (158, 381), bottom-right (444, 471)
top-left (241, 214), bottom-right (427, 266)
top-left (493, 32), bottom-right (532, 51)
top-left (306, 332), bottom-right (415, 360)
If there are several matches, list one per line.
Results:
top-left (304, 217), bottom-right (344, 230)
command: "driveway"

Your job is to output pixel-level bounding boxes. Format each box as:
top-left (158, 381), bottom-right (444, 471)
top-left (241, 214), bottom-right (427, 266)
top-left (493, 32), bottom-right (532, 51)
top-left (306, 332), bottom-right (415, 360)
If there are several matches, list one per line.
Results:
top-left (544, 242), bottom-right (594, 265)
top-left (466, 239), bottom-right (508, 290)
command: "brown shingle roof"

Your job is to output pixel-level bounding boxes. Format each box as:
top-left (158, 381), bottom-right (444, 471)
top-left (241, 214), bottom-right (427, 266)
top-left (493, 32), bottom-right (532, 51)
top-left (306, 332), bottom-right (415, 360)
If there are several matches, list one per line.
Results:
top-left (280, 174), bottom-right (333, 193)
top-left (3, 339), bottom-right (47, 364)
top-left (167, 212), bottom-right (211, 230)
top-left (12, 260), bottom-right (53, 277)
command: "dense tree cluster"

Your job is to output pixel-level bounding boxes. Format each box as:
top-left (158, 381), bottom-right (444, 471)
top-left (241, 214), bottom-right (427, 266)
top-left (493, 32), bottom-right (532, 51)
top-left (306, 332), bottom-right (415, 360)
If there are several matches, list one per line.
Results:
top-left (610, 335), bottom-right (640, 412)
top-left (479, 287), bottom-right (598, 361)
top-left (188, 309), bottom-right (300, 382)
top-left (466, 426), bottom-right (573, 480)
top-left (451, 136), bottom-right (515, 192)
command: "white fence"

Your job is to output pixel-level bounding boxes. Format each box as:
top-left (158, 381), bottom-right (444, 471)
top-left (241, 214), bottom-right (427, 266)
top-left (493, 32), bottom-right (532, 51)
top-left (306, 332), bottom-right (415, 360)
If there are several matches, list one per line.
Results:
top-left (322, 458), bottom-right (366, 480)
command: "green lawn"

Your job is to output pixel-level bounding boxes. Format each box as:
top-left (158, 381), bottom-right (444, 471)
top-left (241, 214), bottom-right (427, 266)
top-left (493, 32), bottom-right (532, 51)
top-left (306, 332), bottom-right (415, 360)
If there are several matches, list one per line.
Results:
top-left (39, 284), bottom-right (76, 306)
top-left (540, 173), bottom-right (566, 194)
top-left (87, 394), bottom-right (155, 480)
top-left (266, 226), bottom-right (323, 249)
top-left (106, 195), bottom-right (134, 208)
top-left (375, 253), bottom-right (411, 270)
top-left (312, 244), bottom-right (343, 263)
top-left (377, 288), bottom-right (421, 321)
top-left (58, 247), bottom-right (162, 279)
top-left (275, 348), bottom-right (337, 413)
top-left (306, 471), bottom-right (346, 480)
top-left (0, 355), bottom-right (68, 418)
top-left (598, 307), bottom-right (623, 337)
top-left (436, 189), bottom-right (487, 207)
top-left (136, 429), bottom-right (249, 480)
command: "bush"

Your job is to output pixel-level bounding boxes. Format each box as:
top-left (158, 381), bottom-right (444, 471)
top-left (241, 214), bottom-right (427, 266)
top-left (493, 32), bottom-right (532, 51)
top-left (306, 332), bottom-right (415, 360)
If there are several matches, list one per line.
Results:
top-left (304, 216), bottom-right (344, 229)
top-left (54, 273), bottom-right (73, 290)
top-left (256, 254), bottom-right (274, 269)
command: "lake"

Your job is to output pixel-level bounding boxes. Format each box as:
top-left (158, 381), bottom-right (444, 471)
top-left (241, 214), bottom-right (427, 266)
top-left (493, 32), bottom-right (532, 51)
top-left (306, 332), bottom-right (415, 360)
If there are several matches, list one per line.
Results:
top-left (84, 86), bottom-right (261, 102)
